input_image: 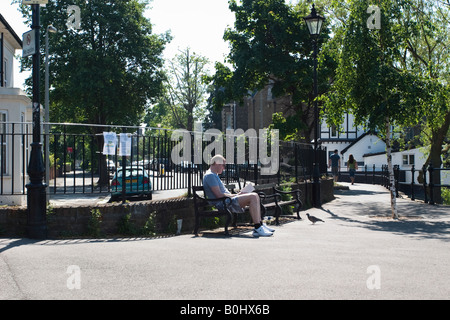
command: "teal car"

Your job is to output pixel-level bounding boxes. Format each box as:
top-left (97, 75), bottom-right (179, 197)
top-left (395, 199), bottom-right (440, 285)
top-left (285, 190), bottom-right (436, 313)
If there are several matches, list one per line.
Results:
top-left (110, 167), bottom-right (152, 201)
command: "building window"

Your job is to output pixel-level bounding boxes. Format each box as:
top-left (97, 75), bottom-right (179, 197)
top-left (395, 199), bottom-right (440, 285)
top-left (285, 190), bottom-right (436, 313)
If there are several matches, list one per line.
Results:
top-left (226, 113), bottom-right (232, 129)
top-left (402, 154), bottom-right (415, 166)
top-left (331, 125), bottom-right (338, 138)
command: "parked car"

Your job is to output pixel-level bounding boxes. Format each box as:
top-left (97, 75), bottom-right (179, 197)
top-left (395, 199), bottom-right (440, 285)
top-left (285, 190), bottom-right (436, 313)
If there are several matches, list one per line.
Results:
top-left (175, 160), bottom-right (199, 173)
top-left (110, 167), bottom-right (152, 201)
top-left (159, 158), bottom-right (174, 171)
top-left (132, 159), bottom-right (151, 169)
top-left (107, 159), bottom-right (116, 175)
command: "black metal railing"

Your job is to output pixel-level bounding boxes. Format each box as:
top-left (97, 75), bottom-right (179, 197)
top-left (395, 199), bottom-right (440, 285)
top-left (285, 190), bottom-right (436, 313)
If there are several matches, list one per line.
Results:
top-left (0, 122), bottom-right (31, 197)
top-left (336, 163), bottom-right (450, 205)
top-left (1, 122), bottom-right (327, 200)
top-left (399, 164), bottom-right (450, 205)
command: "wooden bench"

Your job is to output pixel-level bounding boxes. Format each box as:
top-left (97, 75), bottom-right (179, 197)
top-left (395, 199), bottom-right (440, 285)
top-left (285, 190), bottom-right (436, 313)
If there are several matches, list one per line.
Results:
top-left (192, 185), bottom-right (302, 236)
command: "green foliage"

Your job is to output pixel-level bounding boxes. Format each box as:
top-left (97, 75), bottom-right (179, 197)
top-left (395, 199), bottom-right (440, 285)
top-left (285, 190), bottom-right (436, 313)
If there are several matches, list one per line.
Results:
top-left (162, 48), bottom-right (210, 131)
top-left (278, 183), bottom-right (293, 214)
top-left (117, 213), bottom-right (137, 235)
top-left (116, 210), bottom-right (160, 236)
top-left (323, 0), bottom-right (449, 169)
top-left (142, 211), bottom-right (157, 236)
top-left (269, 112), bottom-right (307, 141)
top-left (87, 208), bottom-right (102, 238)
top-left (143, 100), bottom-right (188, 130)
top-left (323, 0), bottom-right (427, 134)
top-left (208, 0), bottom-right (334, 140)
top-left (166, 215), bottom-right (178, 234)
top-left (442, 188), bottom-right (450, 205)
top-left (15, 0), bottom-right (170, 129)
top-left (200, 216), bottom-right (222, 230)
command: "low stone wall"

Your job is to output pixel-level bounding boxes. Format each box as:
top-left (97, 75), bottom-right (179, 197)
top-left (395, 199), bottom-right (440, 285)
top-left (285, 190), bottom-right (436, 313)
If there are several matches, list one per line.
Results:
top-left (0, 197), bottom-right (194, 238)
top-left (46, 197), bottom-right (195, 238)
top-left (0, 179), bottom-right (334, 238)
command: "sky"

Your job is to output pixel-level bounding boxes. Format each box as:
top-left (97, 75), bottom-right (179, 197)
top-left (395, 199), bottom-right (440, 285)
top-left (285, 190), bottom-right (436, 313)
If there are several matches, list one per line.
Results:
top-left (2, 0), bottom-right (236, 91)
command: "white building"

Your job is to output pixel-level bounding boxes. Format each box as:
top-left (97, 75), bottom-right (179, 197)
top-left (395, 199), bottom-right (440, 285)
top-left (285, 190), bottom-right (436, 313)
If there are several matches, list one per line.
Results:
top-left (1, 14), bottom-right (33, 205)
top-left (321, 113), bottom-right (449, 186)
top-left (320, 113), bottom-right (386, 167)
top-left (364, 148), bottom-right (450, 186)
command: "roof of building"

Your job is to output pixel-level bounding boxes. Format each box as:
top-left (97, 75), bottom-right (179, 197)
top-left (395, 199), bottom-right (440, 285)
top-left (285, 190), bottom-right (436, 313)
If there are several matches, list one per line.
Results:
top-left (0, 13), bottom-right (23, 50)
top-left (340, 131), bottom-right (380, 155)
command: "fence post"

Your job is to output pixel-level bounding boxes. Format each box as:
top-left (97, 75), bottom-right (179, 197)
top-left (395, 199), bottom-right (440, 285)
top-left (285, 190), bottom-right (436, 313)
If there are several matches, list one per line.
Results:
top-left (122, 155), bottom-right (127, 204)
top-left (423, 164), bottom-right (428, 204)
top-left (187, 163), bottom-right (192, 197)
top-left (63, 124), bottom-right (67, 193)
top-left (372, 164), bottom-right (376, 184)
top-left (394, 165), bottom-right (399, 198)
top-left (428, 162), bottom-right (435, 205)
top-left (294, 144), bottom-right (298, 184)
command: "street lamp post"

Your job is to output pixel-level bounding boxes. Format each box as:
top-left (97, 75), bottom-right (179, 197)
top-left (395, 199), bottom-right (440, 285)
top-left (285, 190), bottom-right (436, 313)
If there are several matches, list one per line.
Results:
top-left (45, 25), bottom-right (57, 204)
top-left (304, 3), bottom-right (324, 208)
top-left (26, 4), bottom-right (47, 239)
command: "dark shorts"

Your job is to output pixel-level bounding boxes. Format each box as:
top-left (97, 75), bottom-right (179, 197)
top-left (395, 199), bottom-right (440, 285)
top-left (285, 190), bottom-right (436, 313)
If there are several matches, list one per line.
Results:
top-left (349, 169), bottom-right (356, 178)
top-left (213, 197), bottom-right (245, 213)
top-left (331, 166), bottom-right (339, 176)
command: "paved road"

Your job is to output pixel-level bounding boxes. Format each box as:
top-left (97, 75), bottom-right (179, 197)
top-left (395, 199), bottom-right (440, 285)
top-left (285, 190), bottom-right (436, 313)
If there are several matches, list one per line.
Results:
top-left (1, 183), bottom-right (449, 300)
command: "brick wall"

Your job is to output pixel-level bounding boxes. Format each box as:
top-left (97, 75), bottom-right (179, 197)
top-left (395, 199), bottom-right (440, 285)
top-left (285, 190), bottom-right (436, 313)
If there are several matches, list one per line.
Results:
top-left (0, 179), bottom-right (334, 238)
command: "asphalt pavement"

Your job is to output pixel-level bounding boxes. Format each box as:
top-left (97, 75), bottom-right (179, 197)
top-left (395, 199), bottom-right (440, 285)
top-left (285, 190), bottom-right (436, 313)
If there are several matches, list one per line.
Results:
top-left (1, 182), bottom-right (449, 300)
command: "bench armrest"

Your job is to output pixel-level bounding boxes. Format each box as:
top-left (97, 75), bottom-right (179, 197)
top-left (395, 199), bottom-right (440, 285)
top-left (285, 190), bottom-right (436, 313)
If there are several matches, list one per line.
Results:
top-left (195, 193), bottom-right (232, 207)
top-left (273, 187), bottom-right (301, 200)
top-left (257, 191), bottom-right (282, 202)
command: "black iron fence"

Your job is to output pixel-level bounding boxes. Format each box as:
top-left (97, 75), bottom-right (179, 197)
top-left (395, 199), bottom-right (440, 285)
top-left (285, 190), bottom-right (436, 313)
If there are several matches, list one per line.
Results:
top-left (337, 164), bottom-right (450, 205)
top-left (0, 122), bottom-right (327, 200)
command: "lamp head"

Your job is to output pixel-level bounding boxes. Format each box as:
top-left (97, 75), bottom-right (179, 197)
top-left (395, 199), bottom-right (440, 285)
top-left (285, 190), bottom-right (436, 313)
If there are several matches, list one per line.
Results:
top-left (304, 4), bottom-right (325, 36)
top-left (47, 25), bottom-right (58, 33)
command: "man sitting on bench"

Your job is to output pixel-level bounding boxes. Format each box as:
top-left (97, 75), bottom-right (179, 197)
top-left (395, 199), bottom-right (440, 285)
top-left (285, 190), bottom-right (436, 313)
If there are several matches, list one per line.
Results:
top-left (203, 154), bottom-right (274, 237)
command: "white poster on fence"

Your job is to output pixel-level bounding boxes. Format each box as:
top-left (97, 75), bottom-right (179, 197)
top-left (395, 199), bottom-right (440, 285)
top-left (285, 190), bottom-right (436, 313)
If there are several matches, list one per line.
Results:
top-left (119, 133), bottom-right (132, 156)
top-left (102, 132), bottom-right (117, 155)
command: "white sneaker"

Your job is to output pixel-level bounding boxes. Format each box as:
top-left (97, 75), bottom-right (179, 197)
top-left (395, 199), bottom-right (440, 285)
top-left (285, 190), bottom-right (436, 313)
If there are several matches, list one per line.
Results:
top-left (262, 223), bottom-right (275, 233)
top-left (252, 226), bottom-right (273, 237)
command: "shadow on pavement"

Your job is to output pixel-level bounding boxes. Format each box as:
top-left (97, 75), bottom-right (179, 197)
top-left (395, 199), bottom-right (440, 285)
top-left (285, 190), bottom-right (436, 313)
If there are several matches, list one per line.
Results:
top-left (321, 202), bottom-right (450, 242)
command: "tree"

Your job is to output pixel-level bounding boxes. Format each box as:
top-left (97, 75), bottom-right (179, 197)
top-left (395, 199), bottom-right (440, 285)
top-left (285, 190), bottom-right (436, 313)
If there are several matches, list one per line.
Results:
top-left (208, 0), bottom-right (335, 142)
top-left (143, 99), bottom-right (188, 130)
top-left (16, 0), bottom-right (170, 185)
top-left (325, 0), bottom-right (450, 204)
top-left (323, 0), bottom-right (429, 218)
top-left (163, 48), bottom-right (210, 132)
top-left (398, 0), bottom-right (450, 201)
top-left (18, 0), bottom-right (169, 126)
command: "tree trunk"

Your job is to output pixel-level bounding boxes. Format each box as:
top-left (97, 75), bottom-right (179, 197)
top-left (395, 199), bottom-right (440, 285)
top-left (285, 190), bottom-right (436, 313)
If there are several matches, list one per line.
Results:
top-left (426, 112), bottom-right (449, 204)
top-left (94, 128), bottom-right (109, 187)
top-left (417, 112), bottom-right (449, 204)
top-left (385, 118), bottom-right (399, 219)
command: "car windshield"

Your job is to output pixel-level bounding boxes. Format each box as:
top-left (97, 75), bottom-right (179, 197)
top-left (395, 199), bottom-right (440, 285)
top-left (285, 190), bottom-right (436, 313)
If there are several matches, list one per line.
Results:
top-left (117, 169), bottom-right (145, 178)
